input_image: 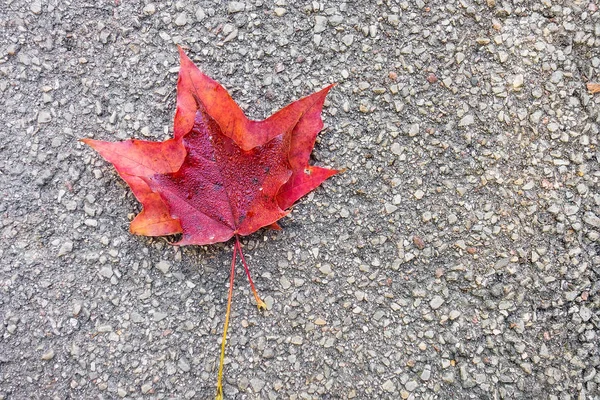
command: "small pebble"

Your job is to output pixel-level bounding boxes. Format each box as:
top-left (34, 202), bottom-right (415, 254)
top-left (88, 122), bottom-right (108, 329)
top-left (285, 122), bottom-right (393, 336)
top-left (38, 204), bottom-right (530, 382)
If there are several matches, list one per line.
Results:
top-left (382, 379), bottom-right (395, 392)
top-left (458, 114), bottom-right (474, 127)
top-left (429, 296), bottom-right (444, 310)
top-left (30, 1), bottom-right (42, 14)
top-left (41, 349), bottom-right (55, 360)
top-left (141, 383), bottom-right (152, 394)
top-left (174, 12), bottom-right (188, 26)
top-left (228, 1), bottom-right (245, 13)
top-left (319, 264), bottom-right (332, 275)
top-left (58, 241), bottom-right (73, 256)
top-left (342, 34), bottom-right (354, 46)
top-left (280, 276), bottom-right (291, 290)
top-left (405, 380), bottom-right (418, 391)
top-left (142, 3), bottom-right (156, 15)
top-left (155, 260), bottom-right (170, 274)
top-left (38, 111), bottom-right (51, 123)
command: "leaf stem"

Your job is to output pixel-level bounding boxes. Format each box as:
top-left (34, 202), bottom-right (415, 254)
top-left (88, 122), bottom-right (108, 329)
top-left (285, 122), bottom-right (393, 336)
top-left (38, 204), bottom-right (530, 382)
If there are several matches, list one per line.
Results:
top-left (235, 235), bottom-right (267, 310)
top-left (215, 243), bottom-right (237, 400)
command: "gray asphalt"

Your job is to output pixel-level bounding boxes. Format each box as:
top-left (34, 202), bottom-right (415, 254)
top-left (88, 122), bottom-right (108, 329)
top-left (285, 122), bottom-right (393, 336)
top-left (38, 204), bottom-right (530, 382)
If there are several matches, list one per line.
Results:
top-left (1, 1), bottom-right (599, 399)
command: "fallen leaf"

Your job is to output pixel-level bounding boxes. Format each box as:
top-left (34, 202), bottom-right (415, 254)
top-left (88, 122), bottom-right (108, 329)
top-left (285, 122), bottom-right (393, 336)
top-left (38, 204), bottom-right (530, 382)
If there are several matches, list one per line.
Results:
top-left (82, 46), bottom-right (339, 399)
top-left (81, 138), bottom-right (185, 236)
top-left (146, 105), bottom-right (293, 245)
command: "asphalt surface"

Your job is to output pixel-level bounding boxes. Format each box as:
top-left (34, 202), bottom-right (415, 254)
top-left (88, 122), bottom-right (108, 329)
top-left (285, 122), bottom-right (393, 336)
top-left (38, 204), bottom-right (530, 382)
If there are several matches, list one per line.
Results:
top-left (1, 0), bottom-right (599, 399)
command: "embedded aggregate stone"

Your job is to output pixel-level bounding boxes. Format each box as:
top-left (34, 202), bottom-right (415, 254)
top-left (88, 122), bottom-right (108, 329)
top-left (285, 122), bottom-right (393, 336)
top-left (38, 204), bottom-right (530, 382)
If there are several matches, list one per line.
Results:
top-left (1, 1), bottom-right (599, 399)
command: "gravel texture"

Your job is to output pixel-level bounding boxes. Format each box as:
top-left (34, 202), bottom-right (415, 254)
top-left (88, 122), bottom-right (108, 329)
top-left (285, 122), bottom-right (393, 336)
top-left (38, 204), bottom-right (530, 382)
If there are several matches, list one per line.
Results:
top-left (1, 0), bottom-right (600, 399)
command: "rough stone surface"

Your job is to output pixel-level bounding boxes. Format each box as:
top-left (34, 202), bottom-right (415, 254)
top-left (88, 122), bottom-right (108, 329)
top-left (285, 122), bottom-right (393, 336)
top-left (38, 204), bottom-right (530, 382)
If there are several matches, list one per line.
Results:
top-left (227, 2), bottom-right (245, 14)
top-left (155, 259), bottom-right (170, 274)
top-left (1, 1), bottom-right (599, 399)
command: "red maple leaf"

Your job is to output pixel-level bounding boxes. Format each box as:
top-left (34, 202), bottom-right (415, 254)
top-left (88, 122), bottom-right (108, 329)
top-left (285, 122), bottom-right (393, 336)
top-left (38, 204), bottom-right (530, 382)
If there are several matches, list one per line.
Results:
top-left (82, 47), bottom-right (338, 399)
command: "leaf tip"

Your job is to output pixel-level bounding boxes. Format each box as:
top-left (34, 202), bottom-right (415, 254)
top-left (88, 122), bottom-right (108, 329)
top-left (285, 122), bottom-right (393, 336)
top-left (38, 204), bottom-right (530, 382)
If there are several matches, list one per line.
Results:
top-left (178, 45), bottom-right (194, 67)
top-left (319, 83), bottom-right (336, 96)
top-left (176, 44), bottom-right (189, 54)
top-left (80, 138), bottom-right (101, 149)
